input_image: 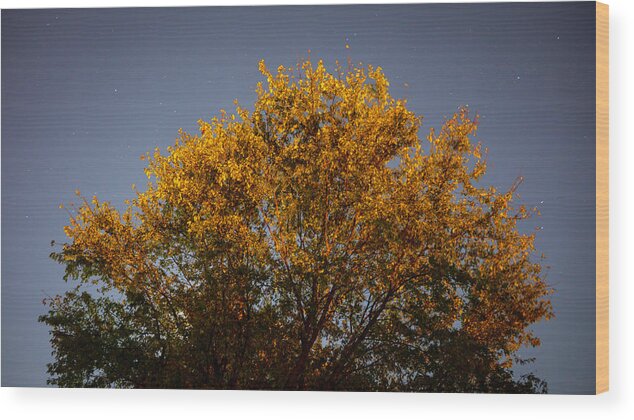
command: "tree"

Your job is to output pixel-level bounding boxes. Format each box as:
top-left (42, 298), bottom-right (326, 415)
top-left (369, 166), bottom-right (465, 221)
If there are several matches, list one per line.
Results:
top-left (41, 58), bottom-right (553, 392)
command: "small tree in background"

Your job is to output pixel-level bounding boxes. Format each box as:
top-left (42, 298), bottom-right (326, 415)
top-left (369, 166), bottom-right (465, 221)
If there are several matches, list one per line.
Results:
top-left (41, 58), bottom-right (552, 392)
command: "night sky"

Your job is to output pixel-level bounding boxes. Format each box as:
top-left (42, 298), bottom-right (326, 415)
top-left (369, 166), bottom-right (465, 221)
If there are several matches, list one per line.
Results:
top-left (2, 3), bottom-right (596, 393)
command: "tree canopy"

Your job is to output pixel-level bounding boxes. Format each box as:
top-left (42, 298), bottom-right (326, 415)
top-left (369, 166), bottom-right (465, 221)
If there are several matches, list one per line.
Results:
top-left (41, 58), bottom-right (553, 392)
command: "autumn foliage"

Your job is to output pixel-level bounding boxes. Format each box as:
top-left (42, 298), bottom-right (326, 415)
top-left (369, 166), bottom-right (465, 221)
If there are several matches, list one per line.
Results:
top-left (41, 58), bottom-right (552, 392)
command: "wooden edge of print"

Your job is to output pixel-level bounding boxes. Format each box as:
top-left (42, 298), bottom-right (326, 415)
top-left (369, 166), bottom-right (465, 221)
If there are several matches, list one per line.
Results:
top-left (595, 1), bottom-right (609, 395)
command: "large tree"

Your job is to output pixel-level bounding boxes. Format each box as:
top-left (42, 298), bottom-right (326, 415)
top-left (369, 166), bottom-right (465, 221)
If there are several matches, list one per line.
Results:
top-left (41, 58), bottom-right (552, 392)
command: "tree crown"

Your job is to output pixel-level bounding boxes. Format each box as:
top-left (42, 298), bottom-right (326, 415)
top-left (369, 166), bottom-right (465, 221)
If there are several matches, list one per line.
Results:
top-left (42, 58), bottom-right (552, 392)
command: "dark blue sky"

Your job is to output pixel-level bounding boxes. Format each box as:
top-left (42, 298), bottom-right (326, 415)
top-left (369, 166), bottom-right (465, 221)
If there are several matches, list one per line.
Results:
top-left (2, 3), bottom-right (596, 393)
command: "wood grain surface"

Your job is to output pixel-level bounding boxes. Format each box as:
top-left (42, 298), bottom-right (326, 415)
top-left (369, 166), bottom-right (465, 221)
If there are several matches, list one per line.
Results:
top-left (595, 1), bottom-right (609, 395)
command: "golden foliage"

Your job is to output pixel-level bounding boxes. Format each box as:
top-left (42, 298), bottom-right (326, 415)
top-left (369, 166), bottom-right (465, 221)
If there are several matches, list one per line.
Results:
top-left (45, 58), bottom-right (552, 392)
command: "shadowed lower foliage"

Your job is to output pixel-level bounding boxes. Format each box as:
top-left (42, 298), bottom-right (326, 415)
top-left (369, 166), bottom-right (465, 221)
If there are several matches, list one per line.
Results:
top-left (40, 58), bottom-right (552, 392)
